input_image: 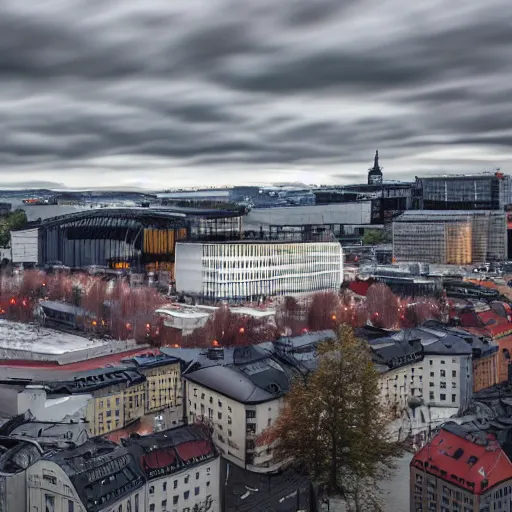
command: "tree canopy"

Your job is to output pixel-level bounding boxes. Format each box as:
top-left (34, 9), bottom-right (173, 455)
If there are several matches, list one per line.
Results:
top-left (363, 229), bottom-right (389, 245)
top-left (0, 209), bottom-right (28, 247)
top-left (262, 324), bottom-right (401, 511)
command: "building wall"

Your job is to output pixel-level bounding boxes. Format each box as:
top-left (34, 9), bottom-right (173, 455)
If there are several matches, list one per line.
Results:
top-left (10, 228), bottom-right (39, 264)
top-left (243, 202), bottom-right (373, 230)
top-left (185, 379), bottom-right (282, 471)
top-left (143, 362), bottom-right (182, 414)
top-left (26, 460), bottom-right (86, 512)
top-left (380, 354), bottom-right (472, 416)
top-left (123, 382), bottom-right (146, 426)
top-left (86, 390), bottom-right (125, 437)
top-left (144, 456), bottom-right (220, 512)
top-left (473, 352), bottom-right (499, 393)
top-left (410, 466), bottom-right (479, 512)
top-left (176, 242), bottom-right (343, 301)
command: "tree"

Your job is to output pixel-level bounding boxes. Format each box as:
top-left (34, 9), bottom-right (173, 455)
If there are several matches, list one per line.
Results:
top-left (363, 229), bottom-right (389, 246)
top-left (0, 209), bottom-right (28, 247)
top-left (263, 325), bottom-right (401, 511)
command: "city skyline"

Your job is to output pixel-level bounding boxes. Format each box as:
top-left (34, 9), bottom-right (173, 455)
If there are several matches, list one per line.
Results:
top-left (0, 0), bottom-right (511, 189)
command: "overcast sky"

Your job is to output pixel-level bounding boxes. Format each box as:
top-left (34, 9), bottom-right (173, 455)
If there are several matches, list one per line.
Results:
top-left (1, 0), bottom-right (511, 190)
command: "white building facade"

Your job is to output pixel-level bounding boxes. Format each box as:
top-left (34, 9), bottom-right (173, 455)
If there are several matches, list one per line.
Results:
top-left (375, 329), bottom-right (473, 445)
top-left (185, 373), bottom-right (283, 473)
top-left (175, 241), bottom-right (343, 301)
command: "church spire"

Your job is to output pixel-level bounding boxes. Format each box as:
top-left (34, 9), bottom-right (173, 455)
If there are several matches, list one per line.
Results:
top-left (368, 150), bottom-right (383, 185)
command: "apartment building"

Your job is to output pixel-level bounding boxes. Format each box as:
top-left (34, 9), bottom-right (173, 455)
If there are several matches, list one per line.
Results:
top-left (121, 353), bottom-right (182, 415)
top-left (423, 319), bottom-right (500, 393)
top-left (411, 416), bottom-right (512, 512)
top-left (184, 346), bottom-right (291, 472)
top-left (0, 422), bottom-right (219, 512)
top-left (366, 326), bottom-right (473, 444)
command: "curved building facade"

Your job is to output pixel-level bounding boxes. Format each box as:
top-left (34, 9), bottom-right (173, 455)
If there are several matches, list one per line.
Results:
top-left (175, 241), bottom-right (343, 301)
top-left (11, 207), bottom-right (243, 272)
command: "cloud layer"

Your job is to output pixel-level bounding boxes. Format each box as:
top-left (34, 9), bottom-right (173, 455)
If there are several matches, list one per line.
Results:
top-left (0, 0), bottom-right (511, 189)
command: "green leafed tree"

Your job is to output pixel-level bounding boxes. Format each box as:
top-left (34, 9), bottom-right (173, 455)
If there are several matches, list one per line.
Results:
top-left (0, 209), bottom-right (28, 247)
top-left (262, 325), bottom-right (401, 511)
top-left (363, 229), bottom-right (389, 245)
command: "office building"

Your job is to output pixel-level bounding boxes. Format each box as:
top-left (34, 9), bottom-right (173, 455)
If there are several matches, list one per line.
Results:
top-left (393, 210), bottom-right (507, 264)
top-left (416, 172), bottom-right (512, 210)
top-left (175, 241), bottom-right (343, 302)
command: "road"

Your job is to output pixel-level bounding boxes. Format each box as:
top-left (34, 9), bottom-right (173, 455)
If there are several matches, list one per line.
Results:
top-left (381, 453), bottom-right (412, 512)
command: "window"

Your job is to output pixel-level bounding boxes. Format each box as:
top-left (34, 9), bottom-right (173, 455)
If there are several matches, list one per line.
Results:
top-left (184, 476), bottom-right (190, 484)
top-left (440, 370), bottom-right (446, 377)
top-left (440, 382), bottom-right (446, 389)
top-left (135, 494), bottom-right (139, 512)
top-left (201, 393), bottom-right (205, 399)
top-left (184, 491), bottom-right (190, 500)
top-left (163, 482), bottom-right (167, 491)
top-left (218, 412), bottom-right (222, 420)
top-left (149, 505), bottom-right (155, 512)
top-left (452, 370), bottom-right (457, 377)
top-left (161, 500), bottom-right (167, 510)
top-left (149, 486), bottom-right (155, 495)
top-left (228, 429), bottom-right (232, 437)
top-left (429, 360), bottom-right (433, 365)
top-left (209, 397), bottom-right (213, 404)
top-left (440, 360), bottom-right (445, 365)
top-left (452, 382), bottom-right (457, 388)
top-left (43, 474), bottom-right (57, 485)
top-left (174, 480), bottom-right (178, 489)
top-left (440, 394), bottom-right (446, 401)
top-left (68, 501), bottom-right (74, 512)
top-left (196, 472), bottom-right (200, 480)
top-left (116, 397), bottom-right (120, 405)
top-left (45, 495), bottom-right (55, 512)
top-left (429, 382), bottom-right (434, 387)
top-left (118, 506), bottom-right (122, 512)
top-left (430, 372), bottom-right (434, 377)
top-left (429, 392), bottom-right (434, 400)
top-left (218, 400), bottom-right (222, 407)
top-left (268, 418), bottom-right (272, 427)
top-left (195, 487), bottom-right (200, 496)
top-left (173, 496), bottom-right (179, 505)
top-left (127, 501), bottom-right (131, 512)
top-left (452, 394), bottom-right (457, 403)
top-left (228, 406), bottom-right (232, 413)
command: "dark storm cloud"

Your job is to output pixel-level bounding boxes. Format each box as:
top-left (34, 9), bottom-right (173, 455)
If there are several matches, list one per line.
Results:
top-left (0, 0), bottom-right (511, 187)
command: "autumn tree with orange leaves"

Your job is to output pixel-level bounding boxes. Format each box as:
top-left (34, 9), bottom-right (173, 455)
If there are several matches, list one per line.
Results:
top-left (262, 325), bottom-right (400, 512)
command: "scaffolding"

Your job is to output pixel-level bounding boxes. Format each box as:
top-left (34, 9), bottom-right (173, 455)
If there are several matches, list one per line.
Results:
top-left (392, 210), bottom-right (507, 264)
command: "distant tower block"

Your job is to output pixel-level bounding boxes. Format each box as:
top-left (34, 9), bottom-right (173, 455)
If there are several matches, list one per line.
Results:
top-left (368, 150), bottom-right (383, 185)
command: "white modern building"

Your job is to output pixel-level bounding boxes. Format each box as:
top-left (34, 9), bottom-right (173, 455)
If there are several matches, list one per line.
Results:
top-left (175, 241), bottom-right (343, 302)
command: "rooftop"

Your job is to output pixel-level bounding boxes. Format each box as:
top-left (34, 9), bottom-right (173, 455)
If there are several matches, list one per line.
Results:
top-left (45, 424), bottom-right (216, 512)
top-left (0, 319), bottom-right (107, 356)
top-left (0, 348), bottom-right (158, 370)
top-left (412, 421), bottom-right (512, 495)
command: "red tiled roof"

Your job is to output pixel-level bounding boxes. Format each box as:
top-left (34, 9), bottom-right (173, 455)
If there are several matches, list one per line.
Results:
top-left (0, 348), bottom-right (161, 371)
top-left (175, 440), bottom-right (213, 462)
top-left (412, 428), bottom-right (512, 495)
top-left (141, 447), bottom-right (177, 471)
